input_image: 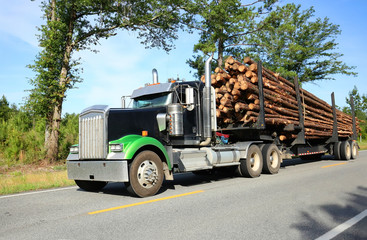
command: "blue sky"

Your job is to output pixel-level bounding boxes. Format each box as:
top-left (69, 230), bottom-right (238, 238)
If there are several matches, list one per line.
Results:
top-left (1, 0), bottom-right (366, 115)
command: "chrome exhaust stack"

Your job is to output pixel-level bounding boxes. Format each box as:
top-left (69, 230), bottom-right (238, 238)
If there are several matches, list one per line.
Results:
top-left (152, 68), bottom-right (158, 84)
top-left (200, 55), bottom-right (213, 145)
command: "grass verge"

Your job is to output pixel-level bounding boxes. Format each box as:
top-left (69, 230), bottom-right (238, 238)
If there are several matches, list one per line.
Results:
top-left (358, 141), bottom-right (367, 150)
top-left (0, 166), bottom-right (75, 195)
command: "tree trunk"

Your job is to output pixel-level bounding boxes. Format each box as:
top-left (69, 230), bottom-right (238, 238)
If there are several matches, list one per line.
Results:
top-left (218, 37), bottom-right (224, 68)
top-left (46, 103), bottom-right (62, 162)
top-left (45, 3), bottom-right (76, 162)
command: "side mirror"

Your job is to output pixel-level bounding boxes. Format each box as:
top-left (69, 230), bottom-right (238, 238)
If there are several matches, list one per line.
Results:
top-left (185, 87), bottom-right (195, 111)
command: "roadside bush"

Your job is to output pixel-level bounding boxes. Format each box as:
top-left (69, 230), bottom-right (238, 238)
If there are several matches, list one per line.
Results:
top-left (58, 113), bottom-right (79, 160)
top-left (0, 98), bottom-right (79, 167)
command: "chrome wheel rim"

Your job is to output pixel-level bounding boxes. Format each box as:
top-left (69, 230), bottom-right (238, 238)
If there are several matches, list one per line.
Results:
top-left (250, 152), bottom-right (261, 171)
top-left (270, 150), bottom-right (279, 168)
top-left (137, 160), bottom-right (159, 189)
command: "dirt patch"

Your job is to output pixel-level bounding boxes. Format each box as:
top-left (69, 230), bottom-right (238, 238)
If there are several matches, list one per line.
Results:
top-left (0, 161), bottom-right (67, 175)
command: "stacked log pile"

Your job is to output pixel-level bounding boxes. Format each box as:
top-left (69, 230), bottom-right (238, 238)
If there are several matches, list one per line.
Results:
top-left (201, 56), bottom-right (360, 140)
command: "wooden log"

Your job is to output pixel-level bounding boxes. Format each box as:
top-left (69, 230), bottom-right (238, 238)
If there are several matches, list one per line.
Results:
top-left (215, 67), bottom-right (226, 73)
top-left (238, 64), bottom-right (247, 73)
top-left (234, 102), bottom-right (249, 112)
top-left (215, 56), bottom-right (360, 139)
top-left (245, 93), bottom-right (258, 101)
top-left (279, 135), bottom-right (287, 141)
top-left (232, 88), bottom-right (241, 96)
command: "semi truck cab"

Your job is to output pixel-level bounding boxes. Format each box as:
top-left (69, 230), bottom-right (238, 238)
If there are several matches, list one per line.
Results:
top-left (67, 57), bottom-right (268, 197)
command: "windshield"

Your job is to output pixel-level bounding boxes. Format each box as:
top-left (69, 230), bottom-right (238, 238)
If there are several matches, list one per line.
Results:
top-left (132, 92), bottom-right (172, 109)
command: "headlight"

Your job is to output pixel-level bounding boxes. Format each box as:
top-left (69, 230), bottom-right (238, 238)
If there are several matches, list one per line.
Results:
top-left (70, 146), bottom-right (79, 154)
top-left (110, 143), bottom-right (123, 152)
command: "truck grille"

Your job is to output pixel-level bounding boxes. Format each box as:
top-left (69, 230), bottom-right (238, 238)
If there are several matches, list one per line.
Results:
top-left (79, 107), bottom-right (108, 159)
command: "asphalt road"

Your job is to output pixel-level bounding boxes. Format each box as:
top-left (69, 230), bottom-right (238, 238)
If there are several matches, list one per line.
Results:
top-left (1, 152), bottom-right (367, 240)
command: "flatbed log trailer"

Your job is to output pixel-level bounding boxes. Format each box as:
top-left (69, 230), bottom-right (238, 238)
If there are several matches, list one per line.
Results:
top-left (67, 57), bottom-right (359, 197)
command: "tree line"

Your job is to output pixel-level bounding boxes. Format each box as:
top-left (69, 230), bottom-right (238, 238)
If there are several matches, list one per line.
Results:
top-left (1, 0), bottom-right (362, 165)
top-left (0, 95), bottom-right (78, 167)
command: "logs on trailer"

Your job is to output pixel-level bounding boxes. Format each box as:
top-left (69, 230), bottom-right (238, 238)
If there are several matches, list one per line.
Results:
top-left (202, 56), bottom-right (361, 141)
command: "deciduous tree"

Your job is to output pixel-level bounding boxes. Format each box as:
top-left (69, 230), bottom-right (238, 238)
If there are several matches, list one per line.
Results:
top-left (28, 0), bottom-right (190, 162)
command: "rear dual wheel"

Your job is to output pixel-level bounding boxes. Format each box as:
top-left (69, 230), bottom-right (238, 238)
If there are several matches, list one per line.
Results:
top-left (261, 144), bottom-right (281, 174)
top-left (238, 145), bottom-right (263, 178)
top-left (350, 141), bottom-right (358, 159)
top-left (334, 140), bottom-right (357, 160)
top-left (340, 141), bottom-right (351, 160)
top-left (333, 141), bottom-right (342, 160)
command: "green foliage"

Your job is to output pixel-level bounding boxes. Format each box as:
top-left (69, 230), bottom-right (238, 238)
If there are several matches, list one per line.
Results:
top-left (243, 3), bottom-right (357, 82)
top-left (0, 95), bottom-right (17, 121)
top-left (27, 0), bottom-right (192, 161)
top-left (342, 86), bottom-right (367, 140)
top-left (187, 0), bottom-right (276, 75)
top-left (188, 2), bottom-right (357, 83)
top-left (0, 108), bottom-right (45, 166)
top-left (0, 97), bottom-right (79, 167)
top-left (343, 86), bottom-right (367, 118)
top-left (58, 113), bottom-right (79, 160)
top-left (27, 0), bottom-right (191, 120)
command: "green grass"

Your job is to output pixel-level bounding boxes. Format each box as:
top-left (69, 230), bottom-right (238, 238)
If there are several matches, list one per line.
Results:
top-left (0, 168), bottom-right (75, 195)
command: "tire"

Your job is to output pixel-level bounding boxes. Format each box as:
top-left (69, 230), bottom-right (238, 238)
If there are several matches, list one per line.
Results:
top-left (238, 145), bottom-right (263, 178)
top-left (340, 141), bottom-right (351, 160)
top-left (262, 144), bottom-right (281, 174)
top-left (126, 151), bottom-right (164, 198)
top-left (333, 141), bottom-right (342, 160)
top-left (75, 180), bottom-right (108, 192)
top-left (350, 141), bottom-right (359, 159)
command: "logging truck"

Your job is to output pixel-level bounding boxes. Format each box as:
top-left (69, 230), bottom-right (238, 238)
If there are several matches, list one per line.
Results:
top-left (67, 56), bottom-right (359, 197)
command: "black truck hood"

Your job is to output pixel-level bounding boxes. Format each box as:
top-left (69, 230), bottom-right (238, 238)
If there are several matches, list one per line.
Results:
top-left (107, 107), bottom-right (166, 142)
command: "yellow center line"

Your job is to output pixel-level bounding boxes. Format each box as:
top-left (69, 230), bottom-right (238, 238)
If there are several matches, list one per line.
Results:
top-left (321, 162), bottom-right (347, 168)
top-left (88, 190), bottom-right (204, 215)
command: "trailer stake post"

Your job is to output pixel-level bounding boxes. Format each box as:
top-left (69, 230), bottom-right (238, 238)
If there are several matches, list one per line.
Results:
top-left (326, 92), bottom-right (339, 144)
top-left (253, 60), bottom-right (265, 130)
top-left (291, 76), bottom-right (305, 145)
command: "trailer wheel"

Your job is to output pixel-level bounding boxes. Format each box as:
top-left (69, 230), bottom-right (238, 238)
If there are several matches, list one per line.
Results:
top-left (262, 144), bottom-right (281, 174)
top-left (75, 180), bottom-right (108, 192)
top-left (333, 141), bottom-right (342, 160)
top-left (340, 141), bottom-right (351, 160)
top-left (350, 141), bottom-right (358, 159)
top-left (126, 151), bottom-right (164, 198)
top-left (238, 145), bottom-right (263, 178)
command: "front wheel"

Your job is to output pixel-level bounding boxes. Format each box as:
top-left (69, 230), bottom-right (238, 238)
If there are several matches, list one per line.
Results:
top-left (75, 180), bottom-right (108, 192)
top-left (126, 151), bottom-right (164, 198)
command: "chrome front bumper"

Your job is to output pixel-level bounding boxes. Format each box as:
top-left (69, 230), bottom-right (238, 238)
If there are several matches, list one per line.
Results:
top-left (67, 160), bottom-right (129, 182)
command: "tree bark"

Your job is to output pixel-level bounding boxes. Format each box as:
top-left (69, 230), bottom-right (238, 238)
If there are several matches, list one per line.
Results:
top-left (218, 37), bottom-right (224, 68)
top-left (45, 3), bottom-right (76, 162)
